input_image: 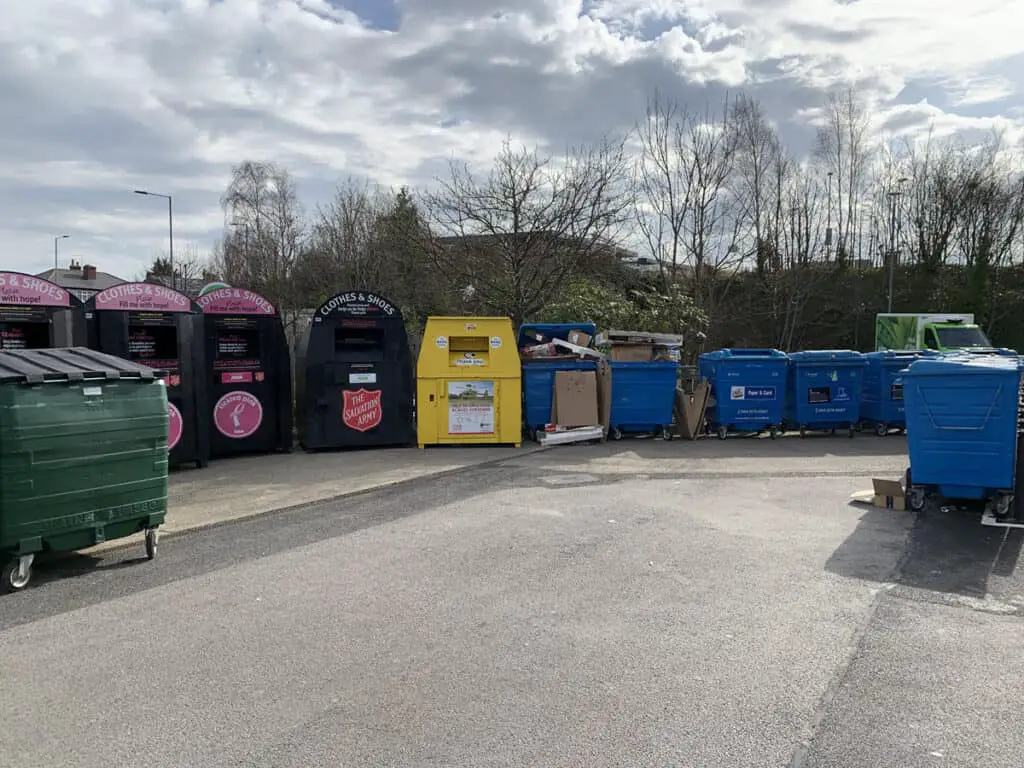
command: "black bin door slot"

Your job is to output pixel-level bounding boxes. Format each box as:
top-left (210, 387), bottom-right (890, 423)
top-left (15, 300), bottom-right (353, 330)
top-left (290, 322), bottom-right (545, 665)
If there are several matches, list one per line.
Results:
top-left (807, 386), bottom-right (831, 404)
top-left (0, 323), bottom-right (50, 350)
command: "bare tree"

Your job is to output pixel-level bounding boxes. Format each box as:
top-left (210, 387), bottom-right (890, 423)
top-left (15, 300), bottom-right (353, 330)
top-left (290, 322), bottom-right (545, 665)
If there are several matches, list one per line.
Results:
top-left (301, 178), bottom-right (389, 298)
top-left (633, 93), bottom-right (742, 316)
top-left (814, 87), bottom-right (873, 264)
top-left (633, 93), bottom-right (692, 286)
top-left (216, 161), bottom-right (306, 314)
top-left (729, 94), bottom-right (784, 274)
top-left (683, 102), bottom-right (743, 314)
top-left (423, 137), bottom-right (631, 324)
top-left (140, 243), bottom-right (215, 290)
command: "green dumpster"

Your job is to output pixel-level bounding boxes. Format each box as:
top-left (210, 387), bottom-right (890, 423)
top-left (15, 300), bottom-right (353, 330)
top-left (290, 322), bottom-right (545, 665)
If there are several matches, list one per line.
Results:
top-left (0, 347), bottom-right (169, 592)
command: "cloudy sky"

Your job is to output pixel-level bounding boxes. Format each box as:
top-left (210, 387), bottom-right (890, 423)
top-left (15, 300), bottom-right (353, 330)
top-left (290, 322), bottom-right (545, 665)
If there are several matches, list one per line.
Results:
top-left (3, 0), bottom-right (1023, 280)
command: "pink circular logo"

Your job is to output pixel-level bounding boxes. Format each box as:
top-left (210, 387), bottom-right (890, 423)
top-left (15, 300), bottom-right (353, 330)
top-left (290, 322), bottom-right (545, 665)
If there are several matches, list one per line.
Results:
top-left (213, 390), bottom-right (263, 439)
top-left (168, 402), bottom-right (183, 450)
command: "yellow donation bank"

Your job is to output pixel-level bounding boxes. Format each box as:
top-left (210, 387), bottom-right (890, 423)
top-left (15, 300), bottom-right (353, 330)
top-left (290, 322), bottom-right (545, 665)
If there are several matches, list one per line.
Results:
top-left (416, 316), bottom-right (521, 448)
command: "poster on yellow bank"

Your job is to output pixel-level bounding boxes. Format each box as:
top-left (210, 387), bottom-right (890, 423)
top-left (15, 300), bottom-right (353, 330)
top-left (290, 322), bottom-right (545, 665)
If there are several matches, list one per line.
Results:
top-left (448, 381), bottom-right (494, 434)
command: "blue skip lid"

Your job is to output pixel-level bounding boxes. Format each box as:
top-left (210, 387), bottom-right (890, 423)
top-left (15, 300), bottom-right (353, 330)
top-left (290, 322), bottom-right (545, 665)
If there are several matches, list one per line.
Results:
top-left (904, 353), bottom-right (1022, 377)
top-left (517, 322), bottom-right (598, 347)
top-left (789, 349), bottom-right (866, 365)
top-left (701, 348), bottom-right (788, 361)
top-left (866, 350), bottom-right (932, 361)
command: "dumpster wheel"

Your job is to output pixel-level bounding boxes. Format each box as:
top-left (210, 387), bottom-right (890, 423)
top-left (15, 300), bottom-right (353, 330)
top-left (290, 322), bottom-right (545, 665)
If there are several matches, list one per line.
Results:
top-left (769, 426), bottom-right (778, 440)
top-left (716, 425), bottom-right (728, 440)
top-left (2, 555), bottom-right (33, 593)
top-left (145, 528), bottom-right (159, 560)
top-left (874, 422), bottom-right (889, 437)
top-left (848, 425), bottom-right (856, 438)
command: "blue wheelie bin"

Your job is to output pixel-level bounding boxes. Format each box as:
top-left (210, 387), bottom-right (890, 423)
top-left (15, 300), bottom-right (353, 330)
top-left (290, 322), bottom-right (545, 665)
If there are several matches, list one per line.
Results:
top-left (902, 353), bottom-right (1022, 519)
top-left (861, 351), bottom-right (925, 436)
top-left (518, 323), bottom-right (597, 440)
top-left (608, 361), bottom-right (679, 440)
top-left (784, 350), bottom-right (867, 437)
top-left (698, 348), bottom-right (788, 439)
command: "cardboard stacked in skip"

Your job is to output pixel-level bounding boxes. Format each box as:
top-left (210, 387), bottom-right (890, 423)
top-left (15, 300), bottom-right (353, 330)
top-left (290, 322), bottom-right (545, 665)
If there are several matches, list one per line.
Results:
top-left (520, 327), bottom-right (600, 361)
top-left (600, 329), bottom-right (683, 363)
top-left (538, 359), bottom-right (612, 446)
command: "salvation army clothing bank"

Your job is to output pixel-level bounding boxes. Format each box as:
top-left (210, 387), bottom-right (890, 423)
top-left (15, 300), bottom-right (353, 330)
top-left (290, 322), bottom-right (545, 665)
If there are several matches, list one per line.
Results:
top-left (295, 290), bottom-right (415, 450)
top-left (197, 286), bottom-right (292, 457)
top-left (0, 272), bottom-right (83, 349)
top-left (85, 282), bottom-right (210, 468)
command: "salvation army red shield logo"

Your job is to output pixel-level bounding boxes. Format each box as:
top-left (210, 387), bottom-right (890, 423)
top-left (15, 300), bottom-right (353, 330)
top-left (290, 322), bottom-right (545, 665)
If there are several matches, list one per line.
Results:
top-left (213, 390), bottom-right (263, 439)
top-left (342, 388), bottom-right (382, 432)
top-left (167, 402), bottom-right (183, 450)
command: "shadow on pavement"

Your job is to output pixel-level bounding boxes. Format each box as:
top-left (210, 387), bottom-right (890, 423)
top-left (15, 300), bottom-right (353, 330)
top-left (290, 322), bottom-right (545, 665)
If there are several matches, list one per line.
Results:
top-left (826, 504), bottom-right (1023, 599)
top-left (24, 551), bottom-right (151, 588)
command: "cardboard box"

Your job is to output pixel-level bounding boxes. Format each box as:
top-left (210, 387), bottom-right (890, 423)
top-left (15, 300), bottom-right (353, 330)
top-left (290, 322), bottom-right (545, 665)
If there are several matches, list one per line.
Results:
top-left (551, 370), bottom-right (599, 428)
top-left (610, 343), bottom-right (654, 362)
top-left (675, 380), bottom-right (709, 439)
top-left (596, 358), bottom-right (612, 436)
top-left (566, 329), bottom-right (592, 348)
top-left (872, 478), bottom-right (906, 510)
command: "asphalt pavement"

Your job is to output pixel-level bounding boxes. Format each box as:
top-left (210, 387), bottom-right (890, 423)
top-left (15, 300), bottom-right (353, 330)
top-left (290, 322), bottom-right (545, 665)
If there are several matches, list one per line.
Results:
top-left (0, 439), bottom-right (1021, 767)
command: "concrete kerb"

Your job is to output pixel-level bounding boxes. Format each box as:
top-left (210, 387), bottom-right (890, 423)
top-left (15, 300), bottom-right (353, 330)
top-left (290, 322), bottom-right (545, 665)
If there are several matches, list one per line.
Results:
top-left (83, 444), bottom-right (549, 557)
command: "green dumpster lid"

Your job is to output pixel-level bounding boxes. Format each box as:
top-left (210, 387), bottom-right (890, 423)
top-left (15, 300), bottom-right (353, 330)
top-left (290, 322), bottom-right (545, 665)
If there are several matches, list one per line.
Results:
top-left (0, 347), bottom-right (162, 385)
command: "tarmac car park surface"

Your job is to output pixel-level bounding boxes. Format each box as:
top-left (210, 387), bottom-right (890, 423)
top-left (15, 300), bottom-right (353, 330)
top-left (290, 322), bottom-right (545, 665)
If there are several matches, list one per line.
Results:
top-left (0, 437), bottom-right (1021, 767)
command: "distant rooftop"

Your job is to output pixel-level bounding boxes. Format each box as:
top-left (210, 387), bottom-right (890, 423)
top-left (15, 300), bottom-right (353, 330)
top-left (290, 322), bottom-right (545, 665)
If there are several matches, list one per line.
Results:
top-left (36, 260), bottom-right (126, 303)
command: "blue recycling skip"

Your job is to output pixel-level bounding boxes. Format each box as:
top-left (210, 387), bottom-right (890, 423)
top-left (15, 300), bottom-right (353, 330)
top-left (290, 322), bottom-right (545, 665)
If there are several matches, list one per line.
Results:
top-left (699, 349), bottom-right (788, 432)
top-left (784, 350), bottom-right (867, 430)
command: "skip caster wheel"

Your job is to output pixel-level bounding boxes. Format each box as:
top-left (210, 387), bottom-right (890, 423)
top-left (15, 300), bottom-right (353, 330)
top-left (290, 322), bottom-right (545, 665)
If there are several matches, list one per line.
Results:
top-left (769, 426), bottom-right (778, 440)
top-left (874, 422), bottom-right (889, 437)
top-left (848, 425), bottom-right (856, 438)
top-left (717, 425), bottom-right (728, 440)
top-left (905, 467), bottom-right (926, 512)
top-left (611, 427), bottom-right (623, 440)
top-left (2, 555), bottom-right (33, 593)
top-left (799, 426), bottom-right (807, 438)
top-left (907, 487), bottom-right (927, 512)
top-left (660, 426), bottom-right (673, 441)
top-left (145, 528), bottom-right (159, 560)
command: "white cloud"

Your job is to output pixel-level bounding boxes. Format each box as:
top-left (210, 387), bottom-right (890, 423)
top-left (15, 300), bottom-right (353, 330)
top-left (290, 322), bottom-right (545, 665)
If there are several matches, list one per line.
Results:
top-left (1, 0), bottom-right (1022, 279)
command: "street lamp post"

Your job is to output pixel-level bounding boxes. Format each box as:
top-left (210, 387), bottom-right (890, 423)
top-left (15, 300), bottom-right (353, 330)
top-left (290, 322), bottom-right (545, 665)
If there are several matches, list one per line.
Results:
top-left (53, 234), bottom-right (69, 272)
top-left (886, 177), bottom-right (908, 312)
top-left (134, 190), bottom-right (173, 290)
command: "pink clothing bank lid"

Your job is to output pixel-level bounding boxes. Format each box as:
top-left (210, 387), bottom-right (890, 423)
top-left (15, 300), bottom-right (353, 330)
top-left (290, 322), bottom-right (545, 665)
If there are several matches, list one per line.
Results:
top-left (93, 282), bottom-right (192, 312)
top-left (0, 272), bottom-right (70, 306)
top-left (197, 286), bottom-right (275, 315)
